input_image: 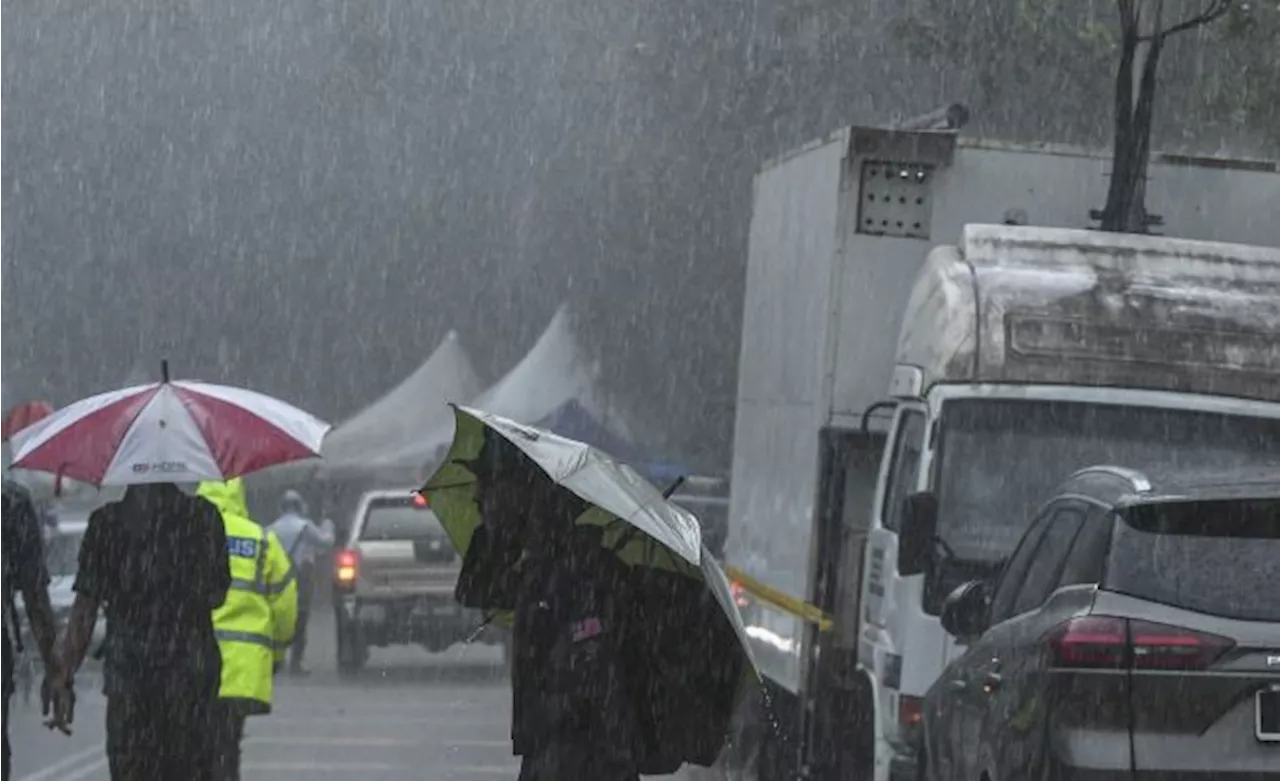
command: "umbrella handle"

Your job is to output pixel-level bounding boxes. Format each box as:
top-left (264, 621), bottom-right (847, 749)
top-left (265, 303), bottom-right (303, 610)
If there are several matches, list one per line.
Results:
top-left (464, 612), bottom-right (498, 644)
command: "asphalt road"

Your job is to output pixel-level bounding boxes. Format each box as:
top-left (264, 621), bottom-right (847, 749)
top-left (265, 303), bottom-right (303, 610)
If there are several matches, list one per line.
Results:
top-left (8, 608), bottom-right (718, 781)
top-left (8, 607), bottom-right (518, 781)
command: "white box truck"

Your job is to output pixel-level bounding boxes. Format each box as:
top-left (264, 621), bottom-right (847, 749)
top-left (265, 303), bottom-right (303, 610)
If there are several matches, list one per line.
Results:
top-left (723, 125), bottom-right (1280, 781)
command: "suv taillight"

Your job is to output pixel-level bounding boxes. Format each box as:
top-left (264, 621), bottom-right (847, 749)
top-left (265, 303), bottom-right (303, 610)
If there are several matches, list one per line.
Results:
top-left (334, 548), bottom-right (361, 589)
top-left (1044, 616), bottom-right (1233, 671)
top-left (729, 581), bottom-right (750, 609)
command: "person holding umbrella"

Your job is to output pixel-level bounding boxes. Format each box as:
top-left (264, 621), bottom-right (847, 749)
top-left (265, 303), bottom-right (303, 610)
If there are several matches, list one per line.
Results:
top-left (424, 406), bottom-right (756, 781)
top-left (461, 430), bottom-right (641, 781)
top-left (56, 481), bottom-right (231, 780)
top-left (9, 364), bottom-right (331, 781)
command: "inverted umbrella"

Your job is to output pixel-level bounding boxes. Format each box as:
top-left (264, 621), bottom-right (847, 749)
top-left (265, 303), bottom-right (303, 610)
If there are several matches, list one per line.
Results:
top-left (9, 362), bottom-right (330, 486)
top-left (422, 404), bottom-right (757, 772)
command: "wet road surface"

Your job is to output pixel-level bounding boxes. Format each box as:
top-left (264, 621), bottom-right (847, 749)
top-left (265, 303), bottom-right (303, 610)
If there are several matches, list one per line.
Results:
top-left (8, 607), bottom-right (714, 781)
top-left (8, 608), bottom-right (519, 781)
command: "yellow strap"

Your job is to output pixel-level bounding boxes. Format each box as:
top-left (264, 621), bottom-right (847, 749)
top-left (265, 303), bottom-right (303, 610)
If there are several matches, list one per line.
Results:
top-left (724, 566), bottom-right (835, 632)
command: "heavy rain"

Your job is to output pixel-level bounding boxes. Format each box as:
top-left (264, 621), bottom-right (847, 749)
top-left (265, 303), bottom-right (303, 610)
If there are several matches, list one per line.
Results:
top-left (3, 0), bottom-right (1278, 780)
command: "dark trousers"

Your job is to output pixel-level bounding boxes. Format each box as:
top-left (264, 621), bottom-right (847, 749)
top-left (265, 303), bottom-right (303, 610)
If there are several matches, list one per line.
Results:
top-left (3, 692), bottom-right (10, 781)
top-left (213, 701), bottom-right (248, 781)
top-left (291, 565), bottom-right (313, 669)
top-left (106, 680), bottom-right (217, 781)
top-left (4, 636), bottom-right (12, 781)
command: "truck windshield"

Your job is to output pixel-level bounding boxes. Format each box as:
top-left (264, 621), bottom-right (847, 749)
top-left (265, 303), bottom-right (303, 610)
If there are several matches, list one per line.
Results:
top-left (934, 399), bottom-right (1280, 563)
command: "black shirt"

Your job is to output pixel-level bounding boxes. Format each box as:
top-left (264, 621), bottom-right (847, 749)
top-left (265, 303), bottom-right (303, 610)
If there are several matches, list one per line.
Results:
top-left (3, 480), bottom-right (49, 693)
top-left (75, 484), bottom-right (230, 693)
top-left (510, 523), bottom-right (637, 759)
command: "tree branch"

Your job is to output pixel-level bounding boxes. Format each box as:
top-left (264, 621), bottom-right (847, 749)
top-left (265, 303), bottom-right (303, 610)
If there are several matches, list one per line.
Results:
top-left (1140, 0), bottom-right (1232, 41)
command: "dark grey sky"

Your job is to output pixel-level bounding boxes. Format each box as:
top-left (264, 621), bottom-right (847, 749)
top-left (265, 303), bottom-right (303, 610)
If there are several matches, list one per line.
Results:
top-left (3, 0), bottom-right (1268, 469)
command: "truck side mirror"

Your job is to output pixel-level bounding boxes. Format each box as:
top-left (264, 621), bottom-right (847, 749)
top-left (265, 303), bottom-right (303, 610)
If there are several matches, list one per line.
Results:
top-left (897, 491), bottom-right (939, 576)
top-left (940, 580), bottom-right (990, 641)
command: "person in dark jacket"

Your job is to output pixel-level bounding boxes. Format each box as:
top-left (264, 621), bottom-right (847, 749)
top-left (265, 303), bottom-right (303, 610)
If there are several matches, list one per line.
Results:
top-left (49, 483), bottom-right (230, 781)
top-left (462, 437), bottom-right (640, 781)
top-left (3, 480), bottom-right (66, 781)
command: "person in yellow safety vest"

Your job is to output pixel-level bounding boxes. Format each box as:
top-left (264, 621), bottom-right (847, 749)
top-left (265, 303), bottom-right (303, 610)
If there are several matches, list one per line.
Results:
top-left (197, 479), bottom-right (298, 781)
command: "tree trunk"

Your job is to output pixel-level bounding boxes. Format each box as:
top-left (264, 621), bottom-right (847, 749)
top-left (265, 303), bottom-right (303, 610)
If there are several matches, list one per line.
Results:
top-left (1099, 0), bottom-right (1164, 233)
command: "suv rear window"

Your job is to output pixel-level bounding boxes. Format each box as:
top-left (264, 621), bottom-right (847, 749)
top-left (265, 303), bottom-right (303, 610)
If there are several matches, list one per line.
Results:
top-left (360, 496), bottom-right (444, 541)
top-left (1105, 497), bottom-right (1280, 622)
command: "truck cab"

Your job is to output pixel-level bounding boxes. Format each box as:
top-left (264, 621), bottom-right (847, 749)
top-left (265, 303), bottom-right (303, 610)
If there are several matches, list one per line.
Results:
top-left (865, 226), bottom-right (1280, 780)
top-left (723, 124), bottom-right (1280, 781)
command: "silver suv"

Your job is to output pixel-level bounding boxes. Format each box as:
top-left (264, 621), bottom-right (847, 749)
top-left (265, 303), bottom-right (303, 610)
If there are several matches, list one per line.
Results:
top-left (332, 489), bottom-right (502, 673)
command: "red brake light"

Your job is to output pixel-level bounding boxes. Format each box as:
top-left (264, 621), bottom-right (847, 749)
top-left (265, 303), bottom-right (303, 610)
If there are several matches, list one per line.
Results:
top-left (898, 695), bottom-right (924, 729)
top-left (335, 548), bottom-right (360, 586)
top-left (729, 581), bottom-right (750, 608)
top-left (1045, 616), bottom-right (1233, 671)
top-left (898, 694), bottom-right (925, 745)
top-left (413, 492), bottom-right (429, 507)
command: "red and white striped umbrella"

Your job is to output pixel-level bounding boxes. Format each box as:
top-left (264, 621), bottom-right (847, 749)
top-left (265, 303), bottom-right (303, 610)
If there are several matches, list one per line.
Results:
top-left (9, 379), bottom-right (331, 486)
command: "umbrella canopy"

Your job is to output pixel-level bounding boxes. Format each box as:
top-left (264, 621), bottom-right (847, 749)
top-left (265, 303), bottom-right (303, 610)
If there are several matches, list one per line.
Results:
top-left (424, 405), bottom-right (705, 572)
top-left (10, 375), bottom-right (330, 486)
top-left (421, 405), bottom-right (756, 772)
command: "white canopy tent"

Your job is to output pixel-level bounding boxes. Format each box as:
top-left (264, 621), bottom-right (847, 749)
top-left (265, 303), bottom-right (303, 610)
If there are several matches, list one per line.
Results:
top-left (317, 330), bottom-right (482, 479)
top-left (364, 304), bottom-right (635, 482)
top-left (473, 304), bottom-right (628, 431)
top-left (251, 330), bottom-right (482, 485)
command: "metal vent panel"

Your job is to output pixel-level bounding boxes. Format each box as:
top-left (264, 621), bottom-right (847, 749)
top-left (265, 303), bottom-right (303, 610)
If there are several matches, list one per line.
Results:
top-left (856, 160), bottom-right (935, 239)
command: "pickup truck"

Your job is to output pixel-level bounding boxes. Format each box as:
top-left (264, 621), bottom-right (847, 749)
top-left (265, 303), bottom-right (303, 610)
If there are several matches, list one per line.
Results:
top-left (332, 489), bottom-right (505, 673)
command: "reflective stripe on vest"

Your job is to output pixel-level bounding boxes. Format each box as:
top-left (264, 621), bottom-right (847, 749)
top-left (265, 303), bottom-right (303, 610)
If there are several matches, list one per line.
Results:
top-left (229, 568), bottom-right (296, 597)
top-left (215, 628), bottom-right (291, 652)
top-left (227, 526), bottom-right (295, 596)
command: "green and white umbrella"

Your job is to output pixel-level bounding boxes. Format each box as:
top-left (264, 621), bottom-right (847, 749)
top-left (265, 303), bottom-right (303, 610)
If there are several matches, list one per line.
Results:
top-left (422, 404), bottom-right (755, 668)
top-left (425, 405), bottom-right (698, 561)
top-left (422, 405), bottom-right (757, 771)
